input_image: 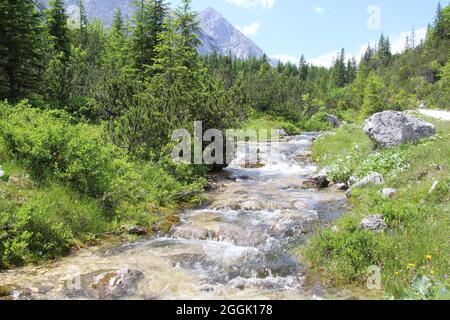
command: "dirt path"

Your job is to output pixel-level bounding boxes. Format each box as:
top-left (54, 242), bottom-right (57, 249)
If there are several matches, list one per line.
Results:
top-left (417, 109), bottom-right (450, 121)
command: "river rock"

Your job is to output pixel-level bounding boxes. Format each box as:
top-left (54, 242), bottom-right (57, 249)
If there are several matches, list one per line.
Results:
top-left (0, 285), bottom-right (12, 298)
top-left (91, 268), bottom-right (144, 299)
top-left (326, 114), bottom-right (341, 128)
top-left (381, 188), bottom-right (397, 199)
top-left (363, 111), bottom-right (436, 147)
top-left (238, 200), bottom-right (265, 211)
top-left (346, 172), bottom-right (384, 197)
top-left (308, 174), bottom-right (329, 189)
top-left (172, 226), bottom-right (216, 240)
top-left (292, 201), bottom-right (310, 210)
top-left (121, 224), bottom-right (148, 236)
top-left (334, 183), bottom-right (349, 191)
top-left (306, 167), bottom-right (330, 189)
top-left (359, 215), bottom-right (388, 232)
top-left (276, 129), bottom-right (288, 137)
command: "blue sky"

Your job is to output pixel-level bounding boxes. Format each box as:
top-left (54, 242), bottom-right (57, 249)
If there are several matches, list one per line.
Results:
top-left (171, 0), bottom-right (449, 66)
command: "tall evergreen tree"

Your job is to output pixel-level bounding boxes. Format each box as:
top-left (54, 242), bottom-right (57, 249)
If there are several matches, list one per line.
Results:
top-left (332, 48), bottom-right (347, 87)
top-left (0, 0), bottom-right (44, 100)
top-left (362, 43), bottom-right (374, 65)
top-left (44, 0), bottom-right (72, 103)
top-left (361, 72), bottom-right (387, 118)
top-left (378, 34), bottom-right (392, 67)
top-left (346, 57), bottom-right (357, 83)
top-left (131, 0), bottom-right (168, 73)
top-left (434, 2), bottom-right (442, 27)
top-left (299, 54), bottom-right (309, 81)
top-left (108, 8), bottom-right (129, 67)
top-left (176, 0), bottom-right (200, 50)
top-left (46, 0), bottom-right (70, 57)
top-left (434, 3), bottom-right (450, 42)
top-left (78, 0), bottom-right (88, 46)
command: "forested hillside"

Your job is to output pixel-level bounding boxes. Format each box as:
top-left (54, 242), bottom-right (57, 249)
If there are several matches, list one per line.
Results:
top-left (0, 0), bottom-right (448, 274)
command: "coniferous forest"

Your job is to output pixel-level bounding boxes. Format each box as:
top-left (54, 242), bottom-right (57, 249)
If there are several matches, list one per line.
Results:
top-left (0, 0), bottom-right (449, 300)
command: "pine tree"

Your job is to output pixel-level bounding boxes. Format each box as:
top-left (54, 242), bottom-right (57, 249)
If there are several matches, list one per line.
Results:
top-left (346, 57), bottom-right (357, 83)
top-left (299, 54), bottom-right (308, 81)
top-left (410, 26), bottom-right (416, 49)
top-left (434, 3), bottom-right (450, 42)
top-left (0, 0), bottom-right (44, 100)
top-left (361, 72), bottom-right (387, 118)
top-left (176, 0), bottom-right (200, 49)
top-left (44, 0), bottom-right (72, 103)
top-left (434, 2), bottom-right (442, 27)
top-left (78, 0), bottom-right (88, 46)
top-left (362, 43), bottom-right (374, 66)
top-left (404, 35), bottom-right (410, 50)
top-left (332, 48), bottom-right (347, 87)
top-left (108, 8), bottom-right (129, 67)
top-left (131, 0), bottom-right (168, 73)
top-left (378, 34), bottom-right (392, 67)
top-left (112, 8), bottom-right (124, 34)
top-left (46, 0), bottom-right (70, 57)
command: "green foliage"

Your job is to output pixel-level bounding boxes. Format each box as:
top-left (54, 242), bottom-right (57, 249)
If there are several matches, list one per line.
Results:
top-left (301, 111), bottom-right (334, 132)
top-left (0, 0), bottom-right (44, 100)
top-left (360, 73), bottom-right (389, 119)
top-left (131, 0), bottom-right (168, 72)
top-left (0, 102), bottom-right (117, 195)
top-left (0, 101), bottom-right (207, 268)
top-left (0, 181), bottom-right (106, 268)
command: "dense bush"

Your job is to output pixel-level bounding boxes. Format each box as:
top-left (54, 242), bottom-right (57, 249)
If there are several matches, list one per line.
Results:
top-left (0, 101), bottom-right (119, 195)
top-left (0, 101), bottom-right (206, 268)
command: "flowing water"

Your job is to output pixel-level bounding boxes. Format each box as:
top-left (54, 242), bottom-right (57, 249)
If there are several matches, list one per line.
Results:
top-left (0, 133), bottom-right (368, 300)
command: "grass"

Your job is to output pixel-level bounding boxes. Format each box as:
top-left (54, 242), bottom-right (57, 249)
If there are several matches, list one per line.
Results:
top-left (300, 119), bottom-right (450, 299)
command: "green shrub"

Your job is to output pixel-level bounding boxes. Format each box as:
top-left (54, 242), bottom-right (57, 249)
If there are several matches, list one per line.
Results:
top-left (0, 101), bottom-right (69, 178)
top-left (300, 111), bottom-right (334, 132)
top-left (0, 101), bottom-right (208, 268)
top-left (60, 124), bottom-right (120, 196)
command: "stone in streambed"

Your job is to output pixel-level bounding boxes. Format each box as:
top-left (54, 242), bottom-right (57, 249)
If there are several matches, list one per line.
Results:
top-left (334, 183), bottom-right (349, 191)
top-left (91, 268), bottom-right (144, 299)
top-left (121, 224), bottom-right (148, 235)
top-left (306, 168), bottom-right (330, 189)
top-left (172, 226), bottom-right (216, 240)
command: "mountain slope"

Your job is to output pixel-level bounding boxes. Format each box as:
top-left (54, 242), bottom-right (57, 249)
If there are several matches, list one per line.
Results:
top-left (197, 8), bottom-right (264, 59)
top-left (38, 1), bottom-right (265, 60)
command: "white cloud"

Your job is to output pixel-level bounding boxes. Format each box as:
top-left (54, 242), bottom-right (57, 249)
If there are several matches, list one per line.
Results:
top-left (226, 0), bottom-right (276, 10)
top-left (270, 54), bottom-right (299, 64)
top-left (236, 21), bottom-right (261, 37)
top-left (307, 27), bottom-right (428, 67)
top-left (313, 6), bottom-right (325, 14)
top-left (389, 27), bottom-right (427, 54)
top-left (309, 51), bottom-right (337, 67)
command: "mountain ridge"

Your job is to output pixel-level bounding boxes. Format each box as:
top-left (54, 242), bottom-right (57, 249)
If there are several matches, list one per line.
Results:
top-left (37, 1), bottom-right (266, 60)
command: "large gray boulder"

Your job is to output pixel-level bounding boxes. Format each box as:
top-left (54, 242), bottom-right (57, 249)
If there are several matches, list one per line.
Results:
top-left (364, 111), bottom-right (436, 147)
